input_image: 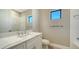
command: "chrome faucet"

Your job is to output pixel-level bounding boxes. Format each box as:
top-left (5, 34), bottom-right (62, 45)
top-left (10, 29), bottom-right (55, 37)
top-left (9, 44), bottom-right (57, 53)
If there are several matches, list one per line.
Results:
top-left (17, 31), bottom-right (27, 37)
top-left (17, 31), bottom-right (23, 37)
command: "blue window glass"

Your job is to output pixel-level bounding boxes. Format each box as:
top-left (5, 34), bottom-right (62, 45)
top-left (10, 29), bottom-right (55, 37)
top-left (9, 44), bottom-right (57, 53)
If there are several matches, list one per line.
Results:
top-left (28, 16), bottom-right (32, 23)
top-left (50, 9), bottom-right (61, 20)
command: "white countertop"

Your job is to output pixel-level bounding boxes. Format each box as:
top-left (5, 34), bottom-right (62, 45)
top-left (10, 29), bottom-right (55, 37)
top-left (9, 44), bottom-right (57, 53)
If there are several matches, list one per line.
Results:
top-left (0, 32), bottom-right (42, 49)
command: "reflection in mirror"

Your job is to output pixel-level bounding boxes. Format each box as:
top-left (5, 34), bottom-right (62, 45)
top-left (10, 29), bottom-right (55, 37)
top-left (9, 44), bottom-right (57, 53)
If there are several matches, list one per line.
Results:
top-left (0, 9), bottom-right (32, 33)
top-left (20, 9), bottom-right (32, 31)
top-left (0, 9), bottom-right (20, 33)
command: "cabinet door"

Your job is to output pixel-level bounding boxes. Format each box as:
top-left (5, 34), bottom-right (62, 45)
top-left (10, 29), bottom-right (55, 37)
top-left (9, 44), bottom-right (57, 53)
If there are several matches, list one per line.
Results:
top-left (25, 35), bottom-right (42, 49)
top-left (33, 36), bottom-right (42, 49)
top-left (9, 42), bottom-right (25, 49)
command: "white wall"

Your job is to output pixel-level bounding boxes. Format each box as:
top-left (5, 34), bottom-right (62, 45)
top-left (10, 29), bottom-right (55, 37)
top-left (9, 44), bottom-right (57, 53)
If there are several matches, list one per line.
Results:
top-left (39, 9), bottom-right (70, 47)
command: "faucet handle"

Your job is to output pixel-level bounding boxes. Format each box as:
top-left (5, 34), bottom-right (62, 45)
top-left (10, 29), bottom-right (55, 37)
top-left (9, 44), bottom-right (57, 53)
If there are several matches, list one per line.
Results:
top-left (17, 31), bottom-right (22, 37)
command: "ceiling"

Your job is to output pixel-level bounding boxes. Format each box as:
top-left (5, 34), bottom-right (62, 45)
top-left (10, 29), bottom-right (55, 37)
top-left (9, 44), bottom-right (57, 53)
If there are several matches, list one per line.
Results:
top-left (13, 9), bottom-right (28, 13)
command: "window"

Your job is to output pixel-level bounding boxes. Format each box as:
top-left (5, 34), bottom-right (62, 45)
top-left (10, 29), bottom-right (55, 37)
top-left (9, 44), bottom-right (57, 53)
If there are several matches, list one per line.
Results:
top-left (28, 16), bottom-right (32, 24)
top-left (50, 9), bottom-right (61, 20)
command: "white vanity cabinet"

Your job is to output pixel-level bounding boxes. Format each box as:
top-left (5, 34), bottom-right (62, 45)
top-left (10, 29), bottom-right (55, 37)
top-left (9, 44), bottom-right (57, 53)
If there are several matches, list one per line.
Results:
top-left (25, 35), bottom-right (42, 49)
top-left (5, 32), bottom-right (42, 49)
top-left (9, 42), bottom-right (25, 49)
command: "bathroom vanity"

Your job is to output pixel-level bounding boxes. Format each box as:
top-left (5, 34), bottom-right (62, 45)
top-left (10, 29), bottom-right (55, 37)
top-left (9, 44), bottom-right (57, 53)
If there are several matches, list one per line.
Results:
top-left (0, 32), bottom-right (42, 49)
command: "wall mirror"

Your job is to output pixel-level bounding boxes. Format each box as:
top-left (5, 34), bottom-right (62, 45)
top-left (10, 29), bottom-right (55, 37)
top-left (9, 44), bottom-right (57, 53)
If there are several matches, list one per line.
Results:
top-left (0, 9), bottom-right (32, 33)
